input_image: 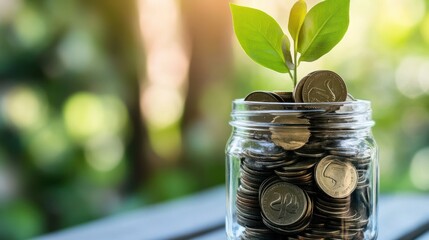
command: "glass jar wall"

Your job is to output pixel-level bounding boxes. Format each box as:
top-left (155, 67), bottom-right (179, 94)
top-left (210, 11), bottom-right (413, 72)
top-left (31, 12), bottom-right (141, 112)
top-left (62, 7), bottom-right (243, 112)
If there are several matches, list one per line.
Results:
top-left (226, 100), bottom-right (378, 240)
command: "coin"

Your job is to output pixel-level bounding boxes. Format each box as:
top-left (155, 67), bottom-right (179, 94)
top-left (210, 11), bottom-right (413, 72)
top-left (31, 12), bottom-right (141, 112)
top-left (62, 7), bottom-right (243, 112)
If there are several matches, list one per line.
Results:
top-left (280, 158), bottom-right (318, 171)
top-left (259, 178), bottom-right (313, 235)
top-left (260, 181), bottom-right (307, 227)
top-left (293, 75), bottom-right (310, 102)
top-left (301, 70), bottom-right (347, 103)
top-left (315, 155), bottom-right (358, 198)
top-left (244, 91), bottom-right (284, 102)
top-left (293, 71), bottom-right (325, 103)
top-left (243, 147), bottom-right (289, 171)
top-left (274, 91), bottom-right (294, 102)
top-left (242, 227), bottom-right (276, 239)
top-left (270, 116), bottom-right (310, 150)
top-left (294, 145), bottom-right (326, 158)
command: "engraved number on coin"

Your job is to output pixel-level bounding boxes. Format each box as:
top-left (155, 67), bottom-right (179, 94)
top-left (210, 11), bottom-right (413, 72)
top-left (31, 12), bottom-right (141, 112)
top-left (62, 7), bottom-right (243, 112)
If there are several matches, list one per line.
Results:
top-left (269, 192), bottom-right (299, 219)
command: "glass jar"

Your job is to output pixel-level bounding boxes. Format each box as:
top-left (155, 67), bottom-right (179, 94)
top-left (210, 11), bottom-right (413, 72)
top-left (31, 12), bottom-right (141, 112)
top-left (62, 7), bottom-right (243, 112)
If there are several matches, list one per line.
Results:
top-left (226, 99), bottom-right (378, 240)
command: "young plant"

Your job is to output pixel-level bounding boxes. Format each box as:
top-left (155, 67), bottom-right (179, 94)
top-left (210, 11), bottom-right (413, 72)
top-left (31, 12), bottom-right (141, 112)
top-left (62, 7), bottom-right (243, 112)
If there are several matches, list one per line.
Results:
top-left (230, 0), bottom-right (350, 87)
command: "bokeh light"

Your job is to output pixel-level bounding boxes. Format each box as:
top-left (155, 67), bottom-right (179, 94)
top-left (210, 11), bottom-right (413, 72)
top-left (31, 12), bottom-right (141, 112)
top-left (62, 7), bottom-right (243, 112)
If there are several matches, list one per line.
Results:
top-left (57, 29), bottom-right (99, 73)
top-left (2, 85), bottom-right (47, 131)
top-left (141, 85), bottom-right (183, 129)
top-left (395, 57), bottom-right (428, 98)
top-left (138, 0), bottom-right (189, 163)
top-left (63, 93), bottom-right (105, 141)
top-left (63, 92), bottom-right (128, 142)
top-left (27, 120), bottom-right (70, 171)
top-left (84, 134), bottom-right (124, 172)
top-left (0, 0), bottom-right (21, 22)
top-left (13, 5), bottom-right (49, 48)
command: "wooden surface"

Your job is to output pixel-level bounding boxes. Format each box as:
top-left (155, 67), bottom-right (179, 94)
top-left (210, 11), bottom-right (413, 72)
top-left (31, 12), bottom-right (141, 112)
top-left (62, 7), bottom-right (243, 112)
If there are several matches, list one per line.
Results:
top-left (35, 186), bottom-right (429, 240)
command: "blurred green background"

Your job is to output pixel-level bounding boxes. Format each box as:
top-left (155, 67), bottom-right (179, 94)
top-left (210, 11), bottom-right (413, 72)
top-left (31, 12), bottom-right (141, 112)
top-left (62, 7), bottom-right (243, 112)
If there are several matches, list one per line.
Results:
top-left (0, 0), bottom-right (429, 239)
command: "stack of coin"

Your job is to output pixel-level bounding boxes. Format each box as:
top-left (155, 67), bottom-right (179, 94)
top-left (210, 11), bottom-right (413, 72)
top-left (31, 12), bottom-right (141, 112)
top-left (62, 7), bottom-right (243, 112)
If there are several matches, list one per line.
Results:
top-left (244, 91), bottom-right (295, 104)
top-left (235, 71), bottom-right (374, 239)
top-left (274, 158), bottom-right (317, 188)
top-left (309, 194), bottom-right (366, 239)
top-left (241, 227), bottom-right (277, 240)
top-left (236, 147), bottom-right (285, 229)
top-left (245, 70), bottom-right (348, 105)
top-left (293, 70), bottom-right (348, 103)
top-left (273, 91), bottom-right (294, 102)
top-left (236, 169), bottom-right (270, 228)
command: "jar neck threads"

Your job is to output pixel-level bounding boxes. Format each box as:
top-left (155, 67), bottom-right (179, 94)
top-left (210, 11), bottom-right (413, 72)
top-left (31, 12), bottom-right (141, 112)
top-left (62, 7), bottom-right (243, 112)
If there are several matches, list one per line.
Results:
top-left (230, 99), bottom-right (374, 133)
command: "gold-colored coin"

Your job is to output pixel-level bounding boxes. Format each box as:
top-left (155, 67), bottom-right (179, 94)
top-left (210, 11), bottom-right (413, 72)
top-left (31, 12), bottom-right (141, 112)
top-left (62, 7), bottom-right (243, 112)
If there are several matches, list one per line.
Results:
top-left (270, 116), bottom-right (310, 150)
top-left (293, 71), bottom-right (324, 102)
top-left (301, 70), bottom-right (347, 103)
top-left (315, 155), bottom-right (358, 198)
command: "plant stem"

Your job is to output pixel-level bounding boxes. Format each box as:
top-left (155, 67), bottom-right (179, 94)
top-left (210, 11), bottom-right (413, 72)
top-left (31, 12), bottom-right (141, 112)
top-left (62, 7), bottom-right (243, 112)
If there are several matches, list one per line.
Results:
top-left (288, 71), bottom-right (294, 82)
top-left (293, 52), bottom-right (298, 87)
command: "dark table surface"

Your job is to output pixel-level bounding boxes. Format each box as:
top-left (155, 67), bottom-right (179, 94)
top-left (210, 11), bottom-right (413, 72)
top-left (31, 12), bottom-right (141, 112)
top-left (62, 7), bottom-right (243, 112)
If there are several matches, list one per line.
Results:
top-left (35, 186), bottom-right (429, 240)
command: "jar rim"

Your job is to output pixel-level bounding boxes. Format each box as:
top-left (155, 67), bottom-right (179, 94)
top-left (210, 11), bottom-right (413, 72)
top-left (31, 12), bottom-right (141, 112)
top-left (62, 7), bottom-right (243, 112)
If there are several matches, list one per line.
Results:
top-left (231, 99), bottom-right (372, 114)
top-left (232, 98), bottom-right (371, 107)
top-left (230, 99), bottom-right (374, 130)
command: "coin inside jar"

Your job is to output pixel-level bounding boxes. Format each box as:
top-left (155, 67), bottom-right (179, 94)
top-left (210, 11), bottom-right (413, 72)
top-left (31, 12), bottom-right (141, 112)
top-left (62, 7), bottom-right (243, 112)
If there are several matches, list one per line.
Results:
top-left (315, 155), bottom-right (358, 198)
top-left (270, 115), bottom-right (310, 150)
top-left (260, 181), bottom-right (308, 226)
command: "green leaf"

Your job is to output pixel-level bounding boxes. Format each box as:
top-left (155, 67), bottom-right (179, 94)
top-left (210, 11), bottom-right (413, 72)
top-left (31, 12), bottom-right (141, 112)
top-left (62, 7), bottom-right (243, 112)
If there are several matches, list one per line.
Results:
top-left (297, 0), bottom-right (350, 62)
top-left (282, 35), bottom-right (294, 69)
top-left (288, 0), bottom-right (307, 47)
top-left (230, 4), bottom-right (290, 73)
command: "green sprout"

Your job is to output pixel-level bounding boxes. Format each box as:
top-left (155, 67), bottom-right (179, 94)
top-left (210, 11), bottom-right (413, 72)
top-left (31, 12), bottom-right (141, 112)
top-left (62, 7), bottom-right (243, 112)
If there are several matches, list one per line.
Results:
top-left (230, 0), bottom-right (350, 87)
